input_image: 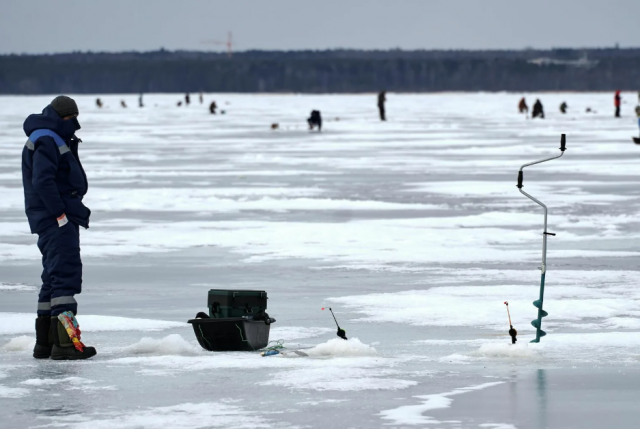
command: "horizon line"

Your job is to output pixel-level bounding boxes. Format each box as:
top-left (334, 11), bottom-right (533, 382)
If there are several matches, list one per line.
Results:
top-left (2, 46), bottom-right (640, 57)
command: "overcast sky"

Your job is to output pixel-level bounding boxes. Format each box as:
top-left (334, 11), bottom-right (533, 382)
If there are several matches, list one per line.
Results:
top-left (2, 0), bottom-right (638, 54)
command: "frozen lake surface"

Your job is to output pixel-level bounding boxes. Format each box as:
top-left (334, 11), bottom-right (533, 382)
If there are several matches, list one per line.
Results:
top-left (1, 93), bottom-right (639, 428)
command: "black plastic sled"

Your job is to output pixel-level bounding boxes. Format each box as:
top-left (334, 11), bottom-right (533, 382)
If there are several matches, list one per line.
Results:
top-left (189, 289), bottom-right (275, 352)
top-left (633, 137), bottom-right (640, 144)
top-left (189, 317), bottom-right (272, 352)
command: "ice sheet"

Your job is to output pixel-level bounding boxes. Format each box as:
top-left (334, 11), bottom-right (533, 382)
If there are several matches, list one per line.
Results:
top-left (1, 92), bottom-right (640, 428)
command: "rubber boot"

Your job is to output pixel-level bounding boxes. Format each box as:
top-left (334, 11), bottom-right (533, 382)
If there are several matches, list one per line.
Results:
top-left (50, 317), bottom-right (97, 360)
top-left (33, 316), bottom-right (53, 359)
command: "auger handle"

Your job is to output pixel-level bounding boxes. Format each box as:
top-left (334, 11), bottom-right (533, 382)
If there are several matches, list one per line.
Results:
top-left (517, 171), bottom-right (523, 189)
top-left (518, 133), bottom-right (566, 190)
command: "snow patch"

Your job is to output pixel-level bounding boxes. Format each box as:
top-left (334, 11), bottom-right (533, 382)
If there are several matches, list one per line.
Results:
top-left (328, 278), bottom-right (640, 332)
top-left (0, 283), bottom-right (36, 292)
top-left (414, 339), bottom-right (488, 346)
top-left (438, 354), bottom-right (475, 365)
top-left (122, 334), bottom-right (202, 356)
top-left (269, 326), bottom-right (334, 341)
top-left (261, 366), bottom-right (415, 392)
top-left (0, 313), bottom-right (185, 335)
top-left (21, 377), bottom-right (94, 386)
top-left (87, 188), bottom-right (444, 213)
top-left (479, 424), bottom-right (518, 429)
top-left (446, 333), bottom-right (640, 364)
top-left (2, 335), bottom-right (35, 352)
top-left (303, 337), bottom-right (378, 357)
top-left (0, 385), bottom-right (30, 398)
top-left (380, 382), bottom-right (504, 425)
top-left (296, 399), bottom-right (349, 406)
top-left (46, 402), bottom-right (288, 429)
top-left (474, 343), bottom-right (540, 359)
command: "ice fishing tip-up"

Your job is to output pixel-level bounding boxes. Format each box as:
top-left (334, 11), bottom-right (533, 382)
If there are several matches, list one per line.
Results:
top-left (322, 307), bottom-right (348, 340)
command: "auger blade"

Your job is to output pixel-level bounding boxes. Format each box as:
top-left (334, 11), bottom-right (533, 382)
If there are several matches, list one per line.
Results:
top-left (531, 319), bottom-right (541, 329)
top-left (539, 309), bottom-right (548, 318)
top-left (530, 326), bottom-right (547, 343)
top-left (533, 299), bottom-right (543, 309)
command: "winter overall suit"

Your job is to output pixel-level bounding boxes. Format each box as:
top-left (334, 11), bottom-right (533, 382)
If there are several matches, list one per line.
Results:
top-left (22, 100), bottom-right (96, 360)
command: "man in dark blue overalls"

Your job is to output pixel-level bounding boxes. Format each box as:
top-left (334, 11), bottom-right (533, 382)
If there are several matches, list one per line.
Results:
top-left (22, 96), bottom-right (96, 360)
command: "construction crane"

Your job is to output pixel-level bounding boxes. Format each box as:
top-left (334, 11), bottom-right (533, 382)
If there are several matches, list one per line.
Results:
top-left (201, 32), bottom-right (233, 57)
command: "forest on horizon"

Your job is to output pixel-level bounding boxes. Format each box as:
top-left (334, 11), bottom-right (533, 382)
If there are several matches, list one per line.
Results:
top-left (1, 48), bottom-right (638, 94)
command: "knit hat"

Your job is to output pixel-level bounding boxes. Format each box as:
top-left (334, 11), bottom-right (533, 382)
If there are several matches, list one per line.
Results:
top-left (51, 96), bottom-right (79, 118)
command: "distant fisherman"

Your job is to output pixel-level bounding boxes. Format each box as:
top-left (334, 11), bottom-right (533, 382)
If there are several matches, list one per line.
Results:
top-left (199, 92), bottom-right (204, 104)
top-left (209, 101), bottom-right (217, 114)
top-left (22, 96), bottom-right (97, 360)
top-left (95, 98), bottom-right (103, 108)
top-left (307, 110), bottom-right (322, 132)
top-left (559, 101), bottom-right (567, 114)
top-left (635, 104), bottom-right (640, 137)
top-left (518, 97), bottom-right (528, 114)
top-left (532, 99), bottom-right (544, 119)
top-left (614, 90), bottom-right (621, 118)
top-left (139, 93), bottom-right (144, 108)
top-left (378, 91), bottom-right (387, 121)
top-left (185, 93), bottom-right (191, 106)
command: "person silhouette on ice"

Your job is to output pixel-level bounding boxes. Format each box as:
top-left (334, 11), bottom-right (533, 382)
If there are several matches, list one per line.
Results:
top-left (532, 99), bottom-right (545, 119)
top-left (559, 102), bottom-right (568, 114)
top-left (518, 97), bottom-right (528, 114)
top-left (307, 110), bottom-right (322, 131)
top-left (378, 91), bottom-right (387, 121)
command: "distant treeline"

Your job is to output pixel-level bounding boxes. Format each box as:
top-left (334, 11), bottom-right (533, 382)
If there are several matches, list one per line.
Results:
top-left (1, 48), bottom-right (639, 94)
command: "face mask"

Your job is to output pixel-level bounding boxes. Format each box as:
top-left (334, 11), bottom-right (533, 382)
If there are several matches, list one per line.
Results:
top-left (58, 116), bottom-right (81, 138)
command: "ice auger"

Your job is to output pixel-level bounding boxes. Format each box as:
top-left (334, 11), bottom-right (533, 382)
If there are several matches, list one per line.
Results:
top-left (516, 134), bottom-right (567, 343)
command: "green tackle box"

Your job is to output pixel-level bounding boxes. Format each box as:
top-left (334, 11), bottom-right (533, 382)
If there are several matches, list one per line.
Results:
top-left (207, 289), bottom-right (268, 318)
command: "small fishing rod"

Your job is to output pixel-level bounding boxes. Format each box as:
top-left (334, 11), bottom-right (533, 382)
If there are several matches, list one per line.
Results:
top-left (322, 307), bottom-right (347, 340)
top-left (504, 301), bottom-right (517, 344)
top-left (504, 301), bottom-right (512, 326)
